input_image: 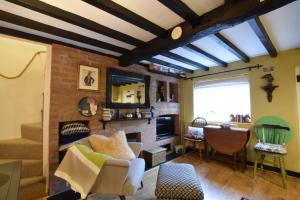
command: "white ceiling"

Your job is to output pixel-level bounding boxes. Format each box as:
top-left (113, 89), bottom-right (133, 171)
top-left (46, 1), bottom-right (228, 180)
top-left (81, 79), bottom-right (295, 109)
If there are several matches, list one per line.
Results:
top-left (181, 0), bottom-right (224, 16)
top-left (259, 0), bottom-right (300, 51)
top-left (220, 22), bottom-right (268, 58)
top-left (0, 0), bottom-right (299, 72)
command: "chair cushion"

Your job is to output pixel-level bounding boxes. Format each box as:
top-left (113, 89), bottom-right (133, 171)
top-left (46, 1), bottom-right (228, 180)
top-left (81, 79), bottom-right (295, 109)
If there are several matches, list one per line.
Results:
top-left (89, 131), bottom-right (136, 160)
top-left (155, 164), bottom-right (204, 200)
top-left (184, 126), bottom-right (204, 140)
top-left (254, 142), bottom-right (287, 154)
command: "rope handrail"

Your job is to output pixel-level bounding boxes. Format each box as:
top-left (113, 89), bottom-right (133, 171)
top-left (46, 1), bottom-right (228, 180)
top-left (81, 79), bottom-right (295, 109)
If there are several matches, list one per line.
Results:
top-left (0, 51), bottom-right (46, 79)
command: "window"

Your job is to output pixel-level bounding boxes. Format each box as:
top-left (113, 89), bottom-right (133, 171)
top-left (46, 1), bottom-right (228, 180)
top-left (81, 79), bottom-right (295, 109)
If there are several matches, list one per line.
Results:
top-left (194, 76), bottom-right (251, 122)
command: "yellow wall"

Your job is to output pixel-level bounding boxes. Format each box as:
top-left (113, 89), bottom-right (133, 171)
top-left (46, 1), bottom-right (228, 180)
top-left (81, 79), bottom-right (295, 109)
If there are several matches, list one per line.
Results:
top-left (181, 49), bottom-right (300, 172)
top-left (0, 35), bottom-right (47, 140)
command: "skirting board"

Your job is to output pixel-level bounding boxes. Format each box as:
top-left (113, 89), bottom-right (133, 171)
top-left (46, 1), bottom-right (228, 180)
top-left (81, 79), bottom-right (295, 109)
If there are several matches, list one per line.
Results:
top-left (246, 161), bottom-right (300, 178)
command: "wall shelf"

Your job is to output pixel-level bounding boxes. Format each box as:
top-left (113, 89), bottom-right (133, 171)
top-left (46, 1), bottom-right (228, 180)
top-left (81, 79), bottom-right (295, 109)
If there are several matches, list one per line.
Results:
top-left (99, 117), bottom-right (152, 129)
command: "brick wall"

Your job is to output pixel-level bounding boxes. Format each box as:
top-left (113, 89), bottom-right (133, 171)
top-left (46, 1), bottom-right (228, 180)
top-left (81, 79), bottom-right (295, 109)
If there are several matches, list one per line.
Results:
top-left (49, 44), bottom-right (181, 194)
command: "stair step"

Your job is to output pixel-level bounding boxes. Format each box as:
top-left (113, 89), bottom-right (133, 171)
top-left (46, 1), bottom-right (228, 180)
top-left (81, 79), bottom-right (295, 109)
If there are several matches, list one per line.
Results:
top-left (21, 123), bottom-right (43, 143)
top-left (0, 159), bottom-right (43, 178)
top-left (0, 138), bottom-right (42, 160)
top-left (20, 176), bottom-right (46, 200)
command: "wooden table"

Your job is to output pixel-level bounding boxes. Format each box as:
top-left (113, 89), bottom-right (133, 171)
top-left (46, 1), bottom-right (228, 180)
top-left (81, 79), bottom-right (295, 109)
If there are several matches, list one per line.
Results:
top-left (204, 125), bottom-right (250, 171)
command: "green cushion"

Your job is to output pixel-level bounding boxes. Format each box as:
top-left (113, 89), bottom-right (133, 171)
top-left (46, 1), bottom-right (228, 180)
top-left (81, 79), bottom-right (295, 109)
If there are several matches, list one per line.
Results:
top-left (75, 144), bottom-right (112, 168)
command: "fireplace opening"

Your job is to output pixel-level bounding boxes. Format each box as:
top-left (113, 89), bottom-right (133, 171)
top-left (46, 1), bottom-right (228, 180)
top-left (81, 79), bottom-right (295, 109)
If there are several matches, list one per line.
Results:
top-left (156, 115), bottom-right (176, 141)
top-left (126, 132), bottom-right (141, 142)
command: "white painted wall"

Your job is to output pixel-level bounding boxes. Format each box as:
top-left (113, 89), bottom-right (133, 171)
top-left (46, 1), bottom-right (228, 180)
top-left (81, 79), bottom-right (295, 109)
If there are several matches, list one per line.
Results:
top-left (0, 35), bottom-right (47, 140)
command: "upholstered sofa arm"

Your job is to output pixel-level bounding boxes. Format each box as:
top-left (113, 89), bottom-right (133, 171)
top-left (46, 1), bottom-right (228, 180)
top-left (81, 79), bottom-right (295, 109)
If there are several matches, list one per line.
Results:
top-left (93, 158), bottom-right (132, 195)
top-left (104, 158), bottom-right (131, 167)
top-left (128, 142), bottom-right (143, 157)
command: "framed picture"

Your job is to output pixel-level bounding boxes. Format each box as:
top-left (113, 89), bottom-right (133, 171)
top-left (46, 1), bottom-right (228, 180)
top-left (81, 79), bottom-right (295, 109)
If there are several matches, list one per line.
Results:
top-left (78, 65), bottom-right (100, 91)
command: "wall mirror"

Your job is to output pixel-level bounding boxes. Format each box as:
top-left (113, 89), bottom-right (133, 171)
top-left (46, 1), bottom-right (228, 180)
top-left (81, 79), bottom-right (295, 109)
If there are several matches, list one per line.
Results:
top-left (106, 68), bottom-right (150, 108)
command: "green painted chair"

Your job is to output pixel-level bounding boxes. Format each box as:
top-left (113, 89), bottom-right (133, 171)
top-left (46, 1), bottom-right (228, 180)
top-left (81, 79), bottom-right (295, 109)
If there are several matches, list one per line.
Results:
top-left (253, 116), bottom-right (291, 189)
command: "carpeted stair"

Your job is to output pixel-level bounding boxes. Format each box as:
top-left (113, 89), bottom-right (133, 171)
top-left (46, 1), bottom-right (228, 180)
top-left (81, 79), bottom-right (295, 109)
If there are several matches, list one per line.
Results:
top-left (0, 123), bottom-right (46, 200)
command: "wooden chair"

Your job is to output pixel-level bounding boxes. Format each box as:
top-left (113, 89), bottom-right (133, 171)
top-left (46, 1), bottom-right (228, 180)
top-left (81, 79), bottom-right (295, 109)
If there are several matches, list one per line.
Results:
top-left (253, 124), bottom-right (290, 188)
top-left (183, 117), bottom-right (208, 160)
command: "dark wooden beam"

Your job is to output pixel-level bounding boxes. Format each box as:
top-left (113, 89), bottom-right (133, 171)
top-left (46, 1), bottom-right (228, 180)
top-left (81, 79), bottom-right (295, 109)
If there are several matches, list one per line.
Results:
top-left (210, 33), bottom-right (250, 62)
top-left (0, 10), bottom-right (129, 54)
top-left (158, 0), bottom-right (199, 24)
top-left (119, 0), bottom-right (295, 66)
top-left (248, 17), bottom-right (277, 57)
top-left (138, 63), bottom-right (182, 79)
top-left (5, 0), bottom-right (145, 47)
top-left (161, 52), bottom-right (209, 71)
top-left (183, 44), bottom-right (228, 67)
top-left (82, 0), bottom-right (167, 37)
top-left (145, 58), bottom-right (193, 73)
top-left (0, 26), bottom-right (118, 58)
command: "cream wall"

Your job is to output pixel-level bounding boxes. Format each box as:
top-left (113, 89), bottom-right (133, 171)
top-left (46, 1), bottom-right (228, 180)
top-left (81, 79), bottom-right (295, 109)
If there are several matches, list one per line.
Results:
top-left (0, 35), bottom-right (47, 140)
top-left (181, 49), bottom-right (300, 172)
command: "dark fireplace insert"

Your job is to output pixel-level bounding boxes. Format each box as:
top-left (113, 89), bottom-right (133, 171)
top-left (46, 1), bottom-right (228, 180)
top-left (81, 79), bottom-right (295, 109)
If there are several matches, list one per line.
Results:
top-left (156, 115), bottom-right (175, 140)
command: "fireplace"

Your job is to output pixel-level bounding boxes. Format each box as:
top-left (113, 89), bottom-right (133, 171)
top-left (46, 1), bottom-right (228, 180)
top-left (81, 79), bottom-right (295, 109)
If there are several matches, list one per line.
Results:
top-left (156, 115), bottom-right (176, 140)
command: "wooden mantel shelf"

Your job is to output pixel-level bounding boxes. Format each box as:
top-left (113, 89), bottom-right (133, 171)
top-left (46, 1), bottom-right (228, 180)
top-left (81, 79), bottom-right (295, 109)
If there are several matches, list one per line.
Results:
top-left (99, 117), bottom-right (152, 129)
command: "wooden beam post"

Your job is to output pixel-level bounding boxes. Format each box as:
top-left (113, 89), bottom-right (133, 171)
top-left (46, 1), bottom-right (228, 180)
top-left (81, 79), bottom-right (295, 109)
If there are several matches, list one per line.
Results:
top-left (0, 10), bottom-right (129, 54)
top-left (5, 0), bottom-right (145, 47)
top-left (183, 44), bottom-right (228, 67)
top-left (146, 58), bottom-right (193, 73)
top-left (210, 33), bottom-right (250, 63)
top-left (82, 0), bottom-right (167, 37)
top-left (161, 52), bottom-right (209, 71)
top-left (248, 17), bottom-right (277, 57)
top-left (158, 0), bottom-right (199, 24)
top-left (119, 0), bottom-right (295, 66)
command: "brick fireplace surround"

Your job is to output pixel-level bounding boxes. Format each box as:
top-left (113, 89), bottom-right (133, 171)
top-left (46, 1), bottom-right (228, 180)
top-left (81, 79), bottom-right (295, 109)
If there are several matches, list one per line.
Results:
top-left (49, 44), bottom-right (181, 194)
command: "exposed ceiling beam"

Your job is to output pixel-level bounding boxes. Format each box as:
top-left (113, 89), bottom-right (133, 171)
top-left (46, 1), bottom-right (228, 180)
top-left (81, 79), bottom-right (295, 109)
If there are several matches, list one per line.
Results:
top-left (0, 10), bottom-right (129, 54)
top-left (0, 26), bottom-right (118, 58)
top-left (248, 17), bottom-right (277, 57)
top-left (82, 0), bottom-right (167, 37)
top-left (5, 0), bottom-right (145, 47)
top-left (183, 44), bottom-right (228, 67)
top-left (210, 33), bottom-right (249, 62)
top-left (158, 0), bottom-right (199, 24)
top-left (119, 0), bottom-right (295, 66)
top-left (161, 52), bottom-right (209, 71)
top-left (145, 58), bottom-right (193, 73)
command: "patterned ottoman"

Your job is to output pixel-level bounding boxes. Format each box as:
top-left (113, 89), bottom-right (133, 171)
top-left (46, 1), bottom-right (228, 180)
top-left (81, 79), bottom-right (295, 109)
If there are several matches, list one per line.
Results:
top-left (155, 163), bottom-right (204, 200)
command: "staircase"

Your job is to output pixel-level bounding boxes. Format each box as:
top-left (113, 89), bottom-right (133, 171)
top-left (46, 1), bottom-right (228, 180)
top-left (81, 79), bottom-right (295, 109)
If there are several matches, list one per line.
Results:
top-left (0, 123), bottom-right (46, 200)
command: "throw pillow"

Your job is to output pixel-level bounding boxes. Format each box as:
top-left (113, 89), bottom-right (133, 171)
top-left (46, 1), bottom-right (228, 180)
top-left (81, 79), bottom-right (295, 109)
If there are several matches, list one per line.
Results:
top-left (185, 126), bottom-right (204, 140)
top-left (89, 131), bottom-right (136, 160)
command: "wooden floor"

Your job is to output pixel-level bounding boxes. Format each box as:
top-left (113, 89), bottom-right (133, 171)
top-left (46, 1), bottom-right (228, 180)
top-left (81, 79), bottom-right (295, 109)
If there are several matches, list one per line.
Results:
top-left (86, 152), bottom-right (300, 200)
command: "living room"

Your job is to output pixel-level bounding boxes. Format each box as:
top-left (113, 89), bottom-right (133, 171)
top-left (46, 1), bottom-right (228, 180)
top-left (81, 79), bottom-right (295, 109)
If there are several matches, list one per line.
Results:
top-left (1, 1), bottom-right (300, 200)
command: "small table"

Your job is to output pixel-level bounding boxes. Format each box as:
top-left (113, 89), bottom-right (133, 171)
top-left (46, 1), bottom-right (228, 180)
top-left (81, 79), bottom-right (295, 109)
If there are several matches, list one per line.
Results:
top-left (204, 126), bottom-right (250, 171)
top-left (143, 147), bottom-right (167, 167)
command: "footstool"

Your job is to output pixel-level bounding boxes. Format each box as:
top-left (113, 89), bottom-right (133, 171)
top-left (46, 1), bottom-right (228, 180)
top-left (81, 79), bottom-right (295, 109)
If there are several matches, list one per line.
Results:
top-left (155, 163), bottom-right (204, 200)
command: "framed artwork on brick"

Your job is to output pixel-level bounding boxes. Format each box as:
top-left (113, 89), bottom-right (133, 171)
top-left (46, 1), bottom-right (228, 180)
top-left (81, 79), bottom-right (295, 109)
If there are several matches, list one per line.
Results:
top-left (78, 65), bottom-right (100, 91)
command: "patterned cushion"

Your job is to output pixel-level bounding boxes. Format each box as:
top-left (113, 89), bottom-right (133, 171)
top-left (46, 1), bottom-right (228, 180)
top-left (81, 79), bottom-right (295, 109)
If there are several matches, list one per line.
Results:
top-left (61, 122), bottom-right (90, 136)
top-left (184, 126), bottom-right (204, 140)
top-left (254, 142), bottom-right (287, 154)
top-left (155, 164), bottom-right (204, 200)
